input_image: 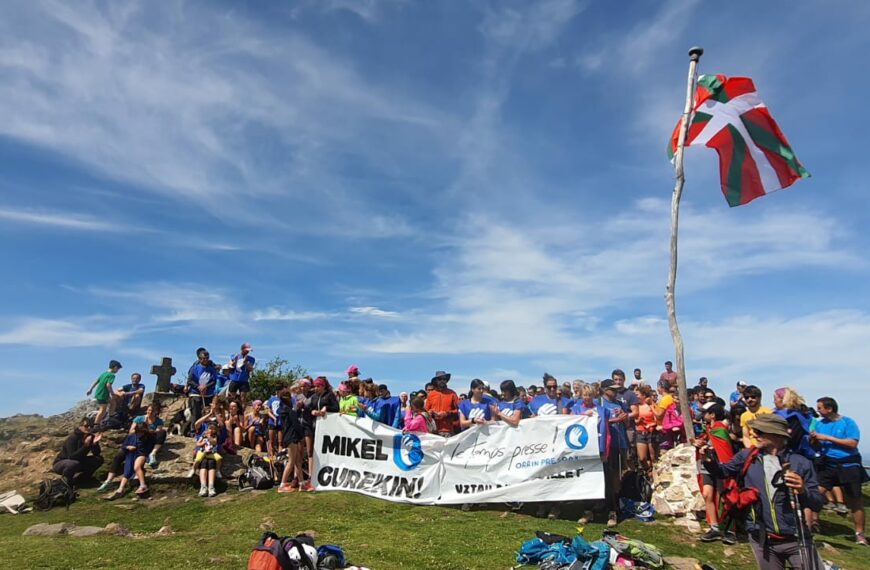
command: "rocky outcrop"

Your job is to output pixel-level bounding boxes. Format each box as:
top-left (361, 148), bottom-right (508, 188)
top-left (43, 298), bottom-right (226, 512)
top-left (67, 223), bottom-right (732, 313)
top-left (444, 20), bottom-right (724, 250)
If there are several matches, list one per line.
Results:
top-left (650, 444), bottom-right (705, 532)
top-left (22, 522), bottom-right (131, 537)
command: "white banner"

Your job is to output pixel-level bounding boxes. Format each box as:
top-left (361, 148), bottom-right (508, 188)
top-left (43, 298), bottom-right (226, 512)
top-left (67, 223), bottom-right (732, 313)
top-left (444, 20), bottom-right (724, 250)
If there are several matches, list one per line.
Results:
top-left (313, 414), bottom-right (604, 504)
top-left (312, 415), bottom-right (445, 503)
top-left (439, 414), bottom-right (605, 503)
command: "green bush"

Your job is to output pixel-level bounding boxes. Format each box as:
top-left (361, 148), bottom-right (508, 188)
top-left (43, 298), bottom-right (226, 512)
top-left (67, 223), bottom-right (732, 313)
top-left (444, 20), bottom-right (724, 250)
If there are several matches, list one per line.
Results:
top-left (248, 356), bottom-right (306, 402)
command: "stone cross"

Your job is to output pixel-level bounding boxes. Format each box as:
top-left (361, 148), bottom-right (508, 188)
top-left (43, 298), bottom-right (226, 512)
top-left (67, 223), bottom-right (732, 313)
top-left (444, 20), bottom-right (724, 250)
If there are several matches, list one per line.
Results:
top-left (150, 357), bottom-right (177, 393)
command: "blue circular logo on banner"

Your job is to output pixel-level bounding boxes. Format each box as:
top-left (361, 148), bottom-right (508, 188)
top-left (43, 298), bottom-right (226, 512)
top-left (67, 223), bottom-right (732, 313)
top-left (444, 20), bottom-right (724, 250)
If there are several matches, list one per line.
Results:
top-left (565, 423), bottom-right (589, 450)
top-left (393, 433), bottom-right (424, 471)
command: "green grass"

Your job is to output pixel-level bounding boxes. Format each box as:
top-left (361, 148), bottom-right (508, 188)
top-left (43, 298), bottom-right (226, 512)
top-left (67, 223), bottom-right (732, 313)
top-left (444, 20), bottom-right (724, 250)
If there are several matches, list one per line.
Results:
top-left (2, 484), bottom-right (867, 569)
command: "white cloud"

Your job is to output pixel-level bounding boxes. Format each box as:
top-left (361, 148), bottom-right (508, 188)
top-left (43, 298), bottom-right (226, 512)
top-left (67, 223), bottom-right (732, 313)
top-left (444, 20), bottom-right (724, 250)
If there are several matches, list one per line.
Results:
top-left (89, 283), bottom-right (239, 323)
top-left (0, 207), bottom-right (125, 232)
top-left (0, 318), bottom-right (130, 347)
top-left (349, 306), bottom-right (399, 318)
top-left (253, 308), bottom-right (332, 322)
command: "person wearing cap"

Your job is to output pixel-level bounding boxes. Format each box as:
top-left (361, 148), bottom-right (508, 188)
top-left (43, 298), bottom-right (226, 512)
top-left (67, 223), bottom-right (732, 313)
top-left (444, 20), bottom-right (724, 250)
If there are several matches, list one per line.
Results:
top-left (704, 414), bottom-right (824, 568)
top-left (228, 343), bottom-right (256, 410)
top-left (810, 397), bottom-right (867, 545)
top-left (600, 378), bottom-right (630, 527)
top-left (424, 371), bottom-right (460, 436)
top-left (694, 402), bottom-right (737, 544)
top-left (338, 382), bottom-right (360, 417)
top-left (52, 416), bottom-right (103, 487)
top-left (87, 359), bottom-right (122, 426)
top-left (346, 365), bottom-right (360, 381)
top-left (730, 381), bottom-right (748, 409)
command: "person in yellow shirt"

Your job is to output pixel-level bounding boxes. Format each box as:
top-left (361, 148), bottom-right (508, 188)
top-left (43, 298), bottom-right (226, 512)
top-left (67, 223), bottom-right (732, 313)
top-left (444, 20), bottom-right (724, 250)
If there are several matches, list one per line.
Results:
top-left (739, 385), bottom-right (773, 448)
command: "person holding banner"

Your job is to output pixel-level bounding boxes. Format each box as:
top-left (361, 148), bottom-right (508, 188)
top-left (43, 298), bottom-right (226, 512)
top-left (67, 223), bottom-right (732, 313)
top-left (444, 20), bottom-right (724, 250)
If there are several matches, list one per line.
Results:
top-left (570, 383), bottom-right (611, 525)
top-left (458, 379), bottom-right (496, 430)
top-left (529, 374), bottom-right (569, 519)
top-left (494, 380), bottom-right (526, 428)
top-left (425, 371), bottom-right (460, 436)
top-left (601, 379), bottom-right (629, 527)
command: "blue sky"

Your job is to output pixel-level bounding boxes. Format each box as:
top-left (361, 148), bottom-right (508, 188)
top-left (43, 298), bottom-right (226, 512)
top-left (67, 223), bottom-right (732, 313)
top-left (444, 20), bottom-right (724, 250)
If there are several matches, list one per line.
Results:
top-left (1, 1), bottom-right (868, 452)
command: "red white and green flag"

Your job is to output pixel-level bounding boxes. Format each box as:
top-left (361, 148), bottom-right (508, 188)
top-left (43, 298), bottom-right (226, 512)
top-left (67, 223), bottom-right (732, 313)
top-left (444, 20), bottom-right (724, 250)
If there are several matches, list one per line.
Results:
top-left (668, 74), bottom-right (810, 207)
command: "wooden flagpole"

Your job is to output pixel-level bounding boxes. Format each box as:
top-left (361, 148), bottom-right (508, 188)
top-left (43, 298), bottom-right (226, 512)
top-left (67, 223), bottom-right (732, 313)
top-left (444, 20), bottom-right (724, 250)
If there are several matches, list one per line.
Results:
top-left (666, 46), bottom-right (703, 442)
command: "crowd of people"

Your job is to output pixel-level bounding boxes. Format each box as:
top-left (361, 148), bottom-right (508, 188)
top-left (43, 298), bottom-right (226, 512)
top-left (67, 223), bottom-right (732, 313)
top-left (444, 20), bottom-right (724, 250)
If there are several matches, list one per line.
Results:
top-left (54, 350), bottom-right (866, 569)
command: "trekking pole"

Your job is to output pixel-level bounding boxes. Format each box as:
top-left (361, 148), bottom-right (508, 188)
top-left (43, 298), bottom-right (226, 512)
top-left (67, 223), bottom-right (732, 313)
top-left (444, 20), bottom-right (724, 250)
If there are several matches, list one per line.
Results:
top-left (781, 462), bottom-right (815, 570)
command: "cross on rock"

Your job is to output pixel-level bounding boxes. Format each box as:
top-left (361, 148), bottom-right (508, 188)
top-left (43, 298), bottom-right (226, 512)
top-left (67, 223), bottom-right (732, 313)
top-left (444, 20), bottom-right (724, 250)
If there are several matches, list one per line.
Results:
top-left (150, 357), bottom-right (177, 393)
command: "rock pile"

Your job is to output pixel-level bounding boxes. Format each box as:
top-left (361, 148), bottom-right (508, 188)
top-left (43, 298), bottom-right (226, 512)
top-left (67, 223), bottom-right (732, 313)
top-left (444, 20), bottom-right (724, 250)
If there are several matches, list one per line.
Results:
top-left (650, 443), bottom-right (705, 532)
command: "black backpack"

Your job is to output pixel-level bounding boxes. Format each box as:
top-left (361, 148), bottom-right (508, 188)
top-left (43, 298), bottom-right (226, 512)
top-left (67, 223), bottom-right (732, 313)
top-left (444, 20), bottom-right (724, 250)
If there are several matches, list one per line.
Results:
top-left (35, 478), bottom-right (78, 511)
top-left (620, 469), bottom-right (652, 502)
top-left (239, 455), bottom-right (274, 491)
top-left (248, 532), bottom-right (316, 570)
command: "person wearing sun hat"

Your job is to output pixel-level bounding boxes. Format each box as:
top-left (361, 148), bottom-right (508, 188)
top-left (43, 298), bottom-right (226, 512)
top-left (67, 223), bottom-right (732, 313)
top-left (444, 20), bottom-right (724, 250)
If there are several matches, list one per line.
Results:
top-left (705, 413), bottom-right (824, 568)
top-left (424, 371), bottom-right (459, 436)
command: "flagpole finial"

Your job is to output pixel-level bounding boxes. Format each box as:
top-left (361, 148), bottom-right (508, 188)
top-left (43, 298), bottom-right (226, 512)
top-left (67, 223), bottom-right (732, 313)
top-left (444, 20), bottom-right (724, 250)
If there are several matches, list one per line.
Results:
top-left (688, 47), bottom-right (704, 61)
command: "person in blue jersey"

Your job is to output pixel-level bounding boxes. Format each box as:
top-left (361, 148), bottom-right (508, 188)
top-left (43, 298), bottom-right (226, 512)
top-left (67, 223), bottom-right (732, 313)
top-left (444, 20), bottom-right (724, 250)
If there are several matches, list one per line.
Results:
top-left (611, 369), bottom-right (640, 468)
top-left (600, 379), bottom-right (629, 527)
top-left (811, 397), bottom-right (867, 545)
top-left (458, 379), bottom-right (496, 430)
top-left (115, 372), bottom-right (145, 415)
top-left (360, 384), bottom-right (403, 428)
top-left (185, 348), bottom-right (218, 435)
top-left (266, 381), bottom-right (289, 458)
top-left (528, 373), bottom-right (570, 417)
top-left (495, 380), bottom-right (526, 428)
top-left (571, 383), bottom-right (612, 526)
top-left (529, 374), bottom-right (568, 519)
top-left (215, 365), bottom-right (231, 399)
top-left (228, 342), bottom-right (256, 411)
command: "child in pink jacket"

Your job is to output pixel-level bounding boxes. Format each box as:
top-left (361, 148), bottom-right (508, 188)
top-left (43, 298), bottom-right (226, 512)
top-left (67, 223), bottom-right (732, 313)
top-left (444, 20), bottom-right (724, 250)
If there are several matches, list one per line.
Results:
top-left (403, 397), bottom-right (431, 434)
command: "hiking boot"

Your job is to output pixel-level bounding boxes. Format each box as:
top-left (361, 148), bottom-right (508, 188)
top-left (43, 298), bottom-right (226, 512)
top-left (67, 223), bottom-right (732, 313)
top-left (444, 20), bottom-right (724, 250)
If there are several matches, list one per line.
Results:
top-left (822, 501), bottom-right (836, 511)
top-left (208, 487), bottom-right (216, 498)
top-left (301, 482), bottom-right (314, 492)
top-left (97, 481), bottom-right (113, 493)
top-left (187, 468), bottom-right (196, 478)
top-left (215, 470), bottom-right (222, 480)
top-left (701, 528), bottom-right (723, 542)
top-left (547, 507), bottom-right (561, 520)
top-left (276, 484), bottom-right (295, 494)
top-left (577, 510), bottom-right (594, 525)
top-left (134, 486), bottom-right (148, 495)
top-left (834, 503), bottom-right (850, 516)
top-left (857, 532), bottom-right (868, 546)
top-left (722, 531), bottom-right (737, 545)
top-left (148, 453), bottom-right (159, 468)
top-left (606, 511), bottom-right (618, 528)
top-left (198, 486), bottom-right (208, 497)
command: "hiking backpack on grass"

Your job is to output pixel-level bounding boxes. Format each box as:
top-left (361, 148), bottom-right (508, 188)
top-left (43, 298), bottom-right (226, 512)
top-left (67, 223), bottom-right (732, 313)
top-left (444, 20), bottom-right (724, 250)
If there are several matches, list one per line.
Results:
top-left (248, 532), bottom-right (316, 570)
top-left (239, 455), bottom-right (274, 491)
top-left (35, 478), bottom-right (78, 511)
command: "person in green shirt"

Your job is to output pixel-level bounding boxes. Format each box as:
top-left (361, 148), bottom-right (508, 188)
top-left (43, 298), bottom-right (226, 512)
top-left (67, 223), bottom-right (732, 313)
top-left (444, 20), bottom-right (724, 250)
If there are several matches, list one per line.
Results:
top-left (338, 382), bottom-right (360, 416)
top-left (87, 360), bottom-right (122, 426)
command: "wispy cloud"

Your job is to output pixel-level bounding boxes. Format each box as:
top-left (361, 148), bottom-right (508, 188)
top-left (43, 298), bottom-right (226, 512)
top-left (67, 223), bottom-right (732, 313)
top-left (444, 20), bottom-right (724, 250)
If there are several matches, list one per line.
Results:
top-left (89, 283), bottom-right (240, 323)
top-left (0, 206), bottom-right (126, 232)
top-left (349, 306), bottom-right (400, 318)
top-left (253, 308), bottom-right (332, 322)
top-left (0, 318), bottom-right (130, 347)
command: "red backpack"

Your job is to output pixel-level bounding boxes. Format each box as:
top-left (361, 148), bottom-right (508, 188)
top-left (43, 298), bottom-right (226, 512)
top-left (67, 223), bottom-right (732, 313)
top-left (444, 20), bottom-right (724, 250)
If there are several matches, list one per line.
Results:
top-left (720, 447), bottom-right (762, 519)
top-left (248, 532), bottom-right (315, 570)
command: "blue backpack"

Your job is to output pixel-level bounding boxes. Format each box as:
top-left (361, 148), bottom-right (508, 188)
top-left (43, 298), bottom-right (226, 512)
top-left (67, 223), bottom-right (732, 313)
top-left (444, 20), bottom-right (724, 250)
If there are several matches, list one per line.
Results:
top-left (316, 544), bottom-right (346, 569)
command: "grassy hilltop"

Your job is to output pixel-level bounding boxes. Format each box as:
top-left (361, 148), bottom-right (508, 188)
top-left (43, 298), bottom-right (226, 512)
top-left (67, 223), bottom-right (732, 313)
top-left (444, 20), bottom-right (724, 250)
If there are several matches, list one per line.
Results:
top-left (3, 482), bottom-right (868, 569)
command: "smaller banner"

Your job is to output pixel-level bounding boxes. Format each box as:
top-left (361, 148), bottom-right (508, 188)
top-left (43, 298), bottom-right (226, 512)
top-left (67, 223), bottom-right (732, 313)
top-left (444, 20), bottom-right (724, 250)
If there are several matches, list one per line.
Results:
top-left (312, 415), bottom-right (445, 504)
top-left (313, 413), bottom-right (605, 505)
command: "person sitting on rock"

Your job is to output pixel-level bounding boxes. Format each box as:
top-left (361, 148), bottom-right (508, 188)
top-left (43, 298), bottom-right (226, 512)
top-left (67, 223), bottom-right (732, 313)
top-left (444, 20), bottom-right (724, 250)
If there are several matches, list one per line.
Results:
top-left (133, 402), bottom-right (167, 468)
top-left (224, 399), bottom-right (246, 452)
top-left (186, 399), bottom-right (226, 478)
top-left (102, 422), bottom-right (149, 500)
top-left (246, 399), bottom-right (267, 452)
top-left (52, 417), bottom-right (103, 487)
top-left (115, 372), bottom-right (145, 415)
top-left (196, 422), bottom-right (221, 497)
